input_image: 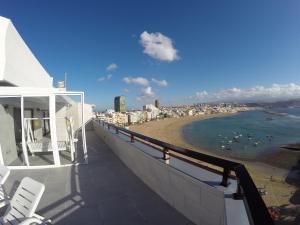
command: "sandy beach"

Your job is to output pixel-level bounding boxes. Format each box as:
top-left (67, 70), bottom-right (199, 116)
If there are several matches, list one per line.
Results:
top-left (130, 114), bottom-right (300, 224)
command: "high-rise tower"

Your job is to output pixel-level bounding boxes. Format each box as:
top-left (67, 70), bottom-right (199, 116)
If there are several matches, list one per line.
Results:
top-left (114, 96), bottom-right (125, 112)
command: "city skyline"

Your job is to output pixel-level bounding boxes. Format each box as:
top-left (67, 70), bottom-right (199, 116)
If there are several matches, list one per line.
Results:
top-left (1, 1), bottom-right (300, 110)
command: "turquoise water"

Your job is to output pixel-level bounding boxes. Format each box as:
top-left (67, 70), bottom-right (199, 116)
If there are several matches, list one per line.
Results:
top-left (182, 108), bottom-right (300, 160)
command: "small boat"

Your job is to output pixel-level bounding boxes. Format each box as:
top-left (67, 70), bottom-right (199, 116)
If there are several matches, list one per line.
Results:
top-left (233, 136), bottom-right (240, 143)
top-left (253, 141), bottom-right (261, 147)
top-left (226, 146), bottom-right (231, 150)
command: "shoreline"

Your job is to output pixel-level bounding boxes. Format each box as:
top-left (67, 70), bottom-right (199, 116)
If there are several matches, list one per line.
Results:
top-left (130, 112), bottom-right (300, 171)
top-left (130, 113), bottom-right (232, 155)
top-left (130, 113), bottom-right (300, 211)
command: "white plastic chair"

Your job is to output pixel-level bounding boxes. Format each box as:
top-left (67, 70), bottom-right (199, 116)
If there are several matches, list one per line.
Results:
top-left (0, 177), bottom-right (49, 225)
top-left (0, 165), bottom-right (10, 208)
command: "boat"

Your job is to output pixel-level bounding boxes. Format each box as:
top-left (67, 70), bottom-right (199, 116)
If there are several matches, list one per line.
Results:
top-left (233, 136), bottom-right (240, 142)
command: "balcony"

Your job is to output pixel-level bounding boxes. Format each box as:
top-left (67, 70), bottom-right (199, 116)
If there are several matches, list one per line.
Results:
top-left (3, 130), bottom-right (193, 225)
top-left (2, 120), bottom-right (273, 225)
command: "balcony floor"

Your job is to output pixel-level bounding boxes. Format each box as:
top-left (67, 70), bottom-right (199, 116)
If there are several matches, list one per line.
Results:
top-left (3, 130), bottom-right (194, 225)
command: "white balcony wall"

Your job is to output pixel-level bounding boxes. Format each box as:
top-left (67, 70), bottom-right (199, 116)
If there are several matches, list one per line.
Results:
top-left (93, 121), bottom-right (227, 225)
top-left (67, 102), bottom-right (94, 131)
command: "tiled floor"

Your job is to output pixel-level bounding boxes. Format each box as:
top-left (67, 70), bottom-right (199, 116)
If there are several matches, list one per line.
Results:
top-left (4, 130), bottom-right (193, 225)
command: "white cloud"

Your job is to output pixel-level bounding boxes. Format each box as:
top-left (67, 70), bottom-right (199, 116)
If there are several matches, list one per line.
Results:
top-left (97, 74), bottom-right (112, 82)
top-left (140, 31), bottom-right (179, 62)
top-left (106, 63), bottom-right (118, 72)
top-left (137, 86), bottom-right (155, 102)
top-left (193, 83), bottom-right (300, 103)
top-left (141, 86), bottom-right (155, 98)
top-left (123, 88), bottom-right (130, 93)
top-left (123, 76), bottom-right (149, 86)
top-left (152, 78), bottom-right (168, 87)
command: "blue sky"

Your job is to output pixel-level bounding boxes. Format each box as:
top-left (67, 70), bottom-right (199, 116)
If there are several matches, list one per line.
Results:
top-left (1, 0), bottom-right (300, 110)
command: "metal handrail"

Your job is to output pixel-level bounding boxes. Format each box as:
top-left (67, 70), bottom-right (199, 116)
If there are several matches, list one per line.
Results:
top-left (97, 120), bottom-right (274, 225)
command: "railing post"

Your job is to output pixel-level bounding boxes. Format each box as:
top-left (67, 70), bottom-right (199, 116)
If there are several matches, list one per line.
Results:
top-left (233, 178), bottom-right (243, 199)
top-left (220, 167), bottom-right (230, 187)
top-left (130, 134), bottom-right (134, 143)
top-left (116, 128), bottom-right (119, 134)
top-left (163, 147), bottom-right (170, 164)
top-left (108, 124), bottom-right (110, 130)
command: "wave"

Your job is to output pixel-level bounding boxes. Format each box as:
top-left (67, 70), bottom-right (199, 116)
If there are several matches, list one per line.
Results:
top-left (264, 108), bottom-right (300, 120)
top-left (287, 114), bottom-right (300, 120)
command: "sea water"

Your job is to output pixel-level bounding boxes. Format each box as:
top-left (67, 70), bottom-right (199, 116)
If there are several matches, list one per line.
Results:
top-left (182, 107), bottom-right (300, 159)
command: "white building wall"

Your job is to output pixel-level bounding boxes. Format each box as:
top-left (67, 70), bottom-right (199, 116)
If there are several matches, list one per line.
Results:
top-left (66, 102), bottom-right (94, 131)
top-left (0, 105), bottom-right (18, 165)
top-left (0, 16), bottom-right (53, 87)
top-left (32, 109), bottom-right (44, 141)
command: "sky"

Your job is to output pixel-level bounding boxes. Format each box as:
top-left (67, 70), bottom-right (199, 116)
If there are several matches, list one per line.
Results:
top-left (1, 0), bottom-right (300, 110)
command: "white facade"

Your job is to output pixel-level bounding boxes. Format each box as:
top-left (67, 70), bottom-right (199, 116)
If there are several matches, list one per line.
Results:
top-left (0, 16), bottom-right (53, 87)
top-left (143, 104), bottom-right (160, 120)
top-left (0, 16), bottom-right (93, 168)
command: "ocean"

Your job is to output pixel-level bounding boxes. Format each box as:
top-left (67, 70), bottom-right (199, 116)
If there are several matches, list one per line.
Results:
top-left (182, 107), bottom-right (300, 160)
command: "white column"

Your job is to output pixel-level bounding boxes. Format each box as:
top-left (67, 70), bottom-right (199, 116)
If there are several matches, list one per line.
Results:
top-left (81, 93), bottom-right (88, 163)
top-left (21, 96), bottom-right (29, 166)
top-left (49, 94), bottom-right (60, 166)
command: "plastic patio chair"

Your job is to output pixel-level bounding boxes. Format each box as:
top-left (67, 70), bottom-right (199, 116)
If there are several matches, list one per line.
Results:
top-left (0, 177), bottom-right (50, 225)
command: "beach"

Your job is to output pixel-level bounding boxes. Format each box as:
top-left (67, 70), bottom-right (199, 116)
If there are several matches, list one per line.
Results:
top-left (130, 114), bottom-right (235, 154)
top-left (130, 114), bottom-right (300, 223)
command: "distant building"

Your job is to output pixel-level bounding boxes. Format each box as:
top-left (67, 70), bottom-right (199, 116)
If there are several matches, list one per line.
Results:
top-left (114, 96), bottom-right (125, 112)
top-left (155, 99), bottom-right (160, 108)
top-left (143, 104), bottom-right (160, 120)
top-left (143, 104), bottom-right (157, 111)
top-left (105, 109), bottom-right (115, 114)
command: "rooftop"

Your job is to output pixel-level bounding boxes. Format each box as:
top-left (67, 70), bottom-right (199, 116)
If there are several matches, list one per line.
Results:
top-left (3, 130), bottom-right (193, 225)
